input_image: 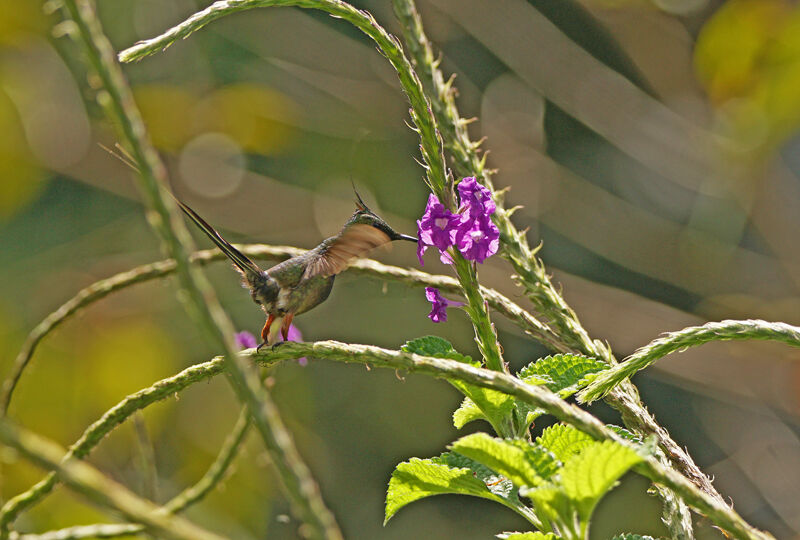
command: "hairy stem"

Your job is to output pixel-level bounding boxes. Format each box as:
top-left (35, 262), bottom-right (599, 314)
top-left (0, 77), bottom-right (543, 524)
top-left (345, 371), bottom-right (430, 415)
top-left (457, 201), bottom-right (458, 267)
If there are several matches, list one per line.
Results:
top-left (390, 0), bottom-right (717, 524)
top-left (7, 408), bottom-right (252, 540)
top-left (1, 245), bottom-right (561, 414)
top-left (117, 0), bottom-right (507, 378)
top-left (2, 342), bottom-right (774, 540)
top-left (0, 355), bottom-right (273, 530)
top-left (580, 319), bottom-right (800, 403)
top-left (0, 420), bottom-right (224, 540)
top-left (54, 1), bottom-right (341, 538)
top-left (264, 341), bottom-right (768, 540)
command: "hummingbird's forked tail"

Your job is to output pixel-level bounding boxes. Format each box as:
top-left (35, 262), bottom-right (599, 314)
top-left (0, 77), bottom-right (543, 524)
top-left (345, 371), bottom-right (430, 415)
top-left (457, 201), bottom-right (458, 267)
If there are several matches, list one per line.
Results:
top-left (174, 198), bottom-right (264, 282)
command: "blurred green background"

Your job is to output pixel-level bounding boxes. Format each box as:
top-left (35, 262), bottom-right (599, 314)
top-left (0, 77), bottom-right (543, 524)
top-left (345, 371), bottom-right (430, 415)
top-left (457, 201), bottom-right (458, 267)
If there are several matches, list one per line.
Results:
top-left (1, 0), bottom-right (800, 538)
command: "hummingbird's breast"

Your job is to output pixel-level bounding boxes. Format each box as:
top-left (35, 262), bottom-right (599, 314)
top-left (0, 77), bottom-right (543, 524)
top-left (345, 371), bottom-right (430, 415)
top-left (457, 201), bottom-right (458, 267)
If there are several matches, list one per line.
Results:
top-left (277, 274), bottom-right (335, 316)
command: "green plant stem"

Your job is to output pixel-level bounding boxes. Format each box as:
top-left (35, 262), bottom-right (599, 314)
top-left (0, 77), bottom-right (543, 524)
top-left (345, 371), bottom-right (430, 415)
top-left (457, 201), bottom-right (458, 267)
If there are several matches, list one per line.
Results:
top-left (119, 0), bottom-right (447, 195)
top-left (1, 245), bottom-right (561, 414)
top-left (257, 341), bottom-right (771, 540)
top-left (0, 354), bottom-right (273, 531)
top-left (390, 0), bottom-right (715, 525)
top-left (56, 1), bottom-right (341, 538)
top-left (391, 0), bottom-right (594, 355)
top-left (452, 257), bottom-right (505, 374)
top-left (580, 319), bottom-right (800, 403)
top-left (8, 408), bottom-right (252, 540)
top-left (117, 0), bottom-right (507, 378)
top-left (9, 524), bottom-right (142, 539)
top-left (164, 406), bottom-right (251, 513)
top-left (1, 341), bottom-right (774, 540)
top-left (0, 420), bottom-right (224, 540)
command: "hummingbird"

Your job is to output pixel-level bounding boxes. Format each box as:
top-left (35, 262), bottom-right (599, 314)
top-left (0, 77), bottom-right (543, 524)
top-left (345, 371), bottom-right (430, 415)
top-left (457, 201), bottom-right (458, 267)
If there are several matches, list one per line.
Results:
top-left (175, 192), bottom-right (417, 348)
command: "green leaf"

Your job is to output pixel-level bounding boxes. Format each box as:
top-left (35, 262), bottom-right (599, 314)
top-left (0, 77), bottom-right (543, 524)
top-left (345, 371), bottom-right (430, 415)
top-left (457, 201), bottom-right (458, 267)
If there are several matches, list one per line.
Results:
top-left (521, 485), bottom-right (572, 532)
top-left (437, 452), bottom-right (518, 501)
top-left (497, 533), bottom-right (561, 540)
top-left (401, 338), bottom-right (510, 431)
top-left (559, 440), bottom-right (643, 521)
top-left (610, 535), bottom-right (657, 540)
top-left (401, 336), bottom-right (473, 364)
top-left (449, 382), bottom-right (515, 434)
top-left (535, 424), bottom-right (594, 463)
top-left (452, 397), bottom-right (486, 429)
top-left (450, 433), bottom-right (558, 488)
top-left (385, 454), bottom-right (535, 524)
top-left (515, 355), bottom-right (608, 430)
top-left (518, 354), bottom-right (608, 397)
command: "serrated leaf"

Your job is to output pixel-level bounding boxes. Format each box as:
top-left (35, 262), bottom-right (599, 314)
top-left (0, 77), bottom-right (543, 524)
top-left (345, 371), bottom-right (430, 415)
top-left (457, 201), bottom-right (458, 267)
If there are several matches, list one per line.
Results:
top-left (559, 440), bottom-right (643, 520)
top-left (385, 455), bottom-right (536, 524)
top-left (521, 485), bottom-right (571, 531)
top-left (497, 532), bottom-right (561, 540)
top-left (452, 397), bottom-right (486, 429)
top-left (536, 424), bottom-right (594, 463)
top-left (449, 382), bottom-right (514, 434)
top-left (450, 433), bottom-right (557, 488)
top-left (401, 336), bottom-right (473, 364)
top-left (436, 452), bottom-right (518, 501)
top-left (610, 535), bottom-right (657, 540)
top-left (518, 354), bottom-right (608, 397)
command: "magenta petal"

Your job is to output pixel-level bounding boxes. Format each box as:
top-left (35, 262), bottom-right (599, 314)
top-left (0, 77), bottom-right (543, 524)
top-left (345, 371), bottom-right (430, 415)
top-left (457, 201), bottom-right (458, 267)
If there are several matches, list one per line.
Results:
top-left (286, 324), bottom-right (303, 342)
top-left (235, 331), bottom-right (257, 349)
top-left (416, 193), bottom-right (461, 265)
top-left (425, 287), bottom-right (439, 303)
top-left (424, 287), bottom-right (463, 323)
top-left (458, 177), bottom-right (496, 217)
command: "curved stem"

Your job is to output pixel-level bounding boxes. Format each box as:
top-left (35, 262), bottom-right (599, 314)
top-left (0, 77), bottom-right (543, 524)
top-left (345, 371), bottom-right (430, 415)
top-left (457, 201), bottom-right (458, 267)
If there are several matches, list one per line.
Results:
top-left (2, 246), bottom-right (560, 414)
top-left (389, 0), bottom-right (715, 524)
top-left (54, 1), bottom-right (341, 537)
top-left (164, 406), bottom-right (251, 513)
top-left (0, 355), bottom-right (264, 530)
top-left (579, 319), bottom-right (800, 403)
top-left (117, 0), bottom-right (506, 378)
top-left (0, 420), bottom-right (224, 540)
top-left (1, 341), bottom-right (774, 540)
top-left (6, 408), bottom-right (252, 540)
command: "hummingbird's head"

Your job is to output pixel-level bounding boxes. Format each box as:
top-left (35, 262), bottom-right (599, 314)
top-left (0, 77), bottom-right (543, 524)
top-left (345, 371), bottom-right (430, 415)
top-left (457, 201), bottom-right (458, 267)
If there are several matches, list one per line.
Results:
top-left (348, 190), bottom-right (417, 243)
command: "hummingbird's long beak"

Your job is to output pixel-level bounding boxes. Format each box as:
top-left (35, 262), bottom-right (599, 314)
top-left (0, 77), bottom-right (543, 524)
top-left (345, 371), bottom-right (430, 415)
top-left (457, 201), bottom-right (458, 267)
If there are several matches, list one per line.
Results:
top-left (396, 233), bottom-right (418, 243)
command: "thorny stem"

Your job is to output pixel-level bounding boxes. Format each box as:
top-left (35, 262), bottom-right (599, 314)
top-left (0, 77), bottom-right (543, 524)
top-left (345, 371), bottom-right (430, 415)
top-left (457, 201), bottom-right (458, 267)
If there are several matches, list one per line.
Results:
top-left (7, 409), bottom-right (253, 540)
top-left (0, 355), bottom-right (275, 531)
top-left (580, 319), bottom-right (800, 403)
top-left (0, 420), bottom-right (225, 540)
top-left (1, 343), bottom-right (776, 540)
top-left (390, 0), bottom-right (722, 525)
top-left (49, 1), bottom-right (341, 538)
top-left (1, 246), bottom-right (562, 414)
top-left (117, 0), bottom-right (507, 380)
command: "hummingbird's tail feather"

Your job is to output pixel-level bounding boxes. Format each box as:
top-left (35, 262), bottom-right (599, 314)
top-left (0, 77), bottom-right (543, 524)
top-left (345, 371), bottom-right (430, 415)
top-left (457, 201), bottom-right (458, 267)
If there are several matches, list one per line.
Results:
top-left (174, 199), bottom-right (263, 281)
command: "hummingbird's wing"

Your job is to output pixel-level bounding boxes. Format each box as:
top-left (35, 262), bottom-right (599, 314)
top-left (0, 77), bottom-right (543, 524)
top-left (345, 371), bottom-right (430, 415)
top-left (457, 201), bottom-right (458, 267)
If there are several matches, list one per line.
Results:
top-left (302, 223), bottom-right (392, 279)
top-left (175, 199), bottom-right (264, 282)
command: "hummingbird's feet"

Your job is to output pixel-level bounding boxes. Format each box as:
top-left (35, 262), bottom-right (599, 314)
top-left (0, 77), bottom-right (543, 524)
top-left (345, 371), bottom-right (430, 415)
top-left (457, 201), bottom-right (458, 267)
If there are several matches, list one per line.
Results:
top-left (271, 341), bottom-right (288, 350)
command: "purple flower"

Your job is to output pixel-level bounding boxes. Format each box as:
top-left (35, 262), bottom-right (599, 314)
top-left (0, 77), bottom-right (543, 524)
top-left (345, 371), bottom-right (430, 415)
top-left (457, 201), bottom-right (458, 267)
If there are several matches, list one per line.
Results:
top-left (416, 178), bottom-right (500, 266)
top-left (416, 194), bottom-right (461, 265)
top-left (457, 177), bottom-right (496, 217)
top-left (235, 331), bottom-right (257, 349)
top-left (425, 287), bottom-right (464, 323)
top-left (236, 326), bottom-right (307, 366)
top-left (456, 214), bottom-right (500, 263)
